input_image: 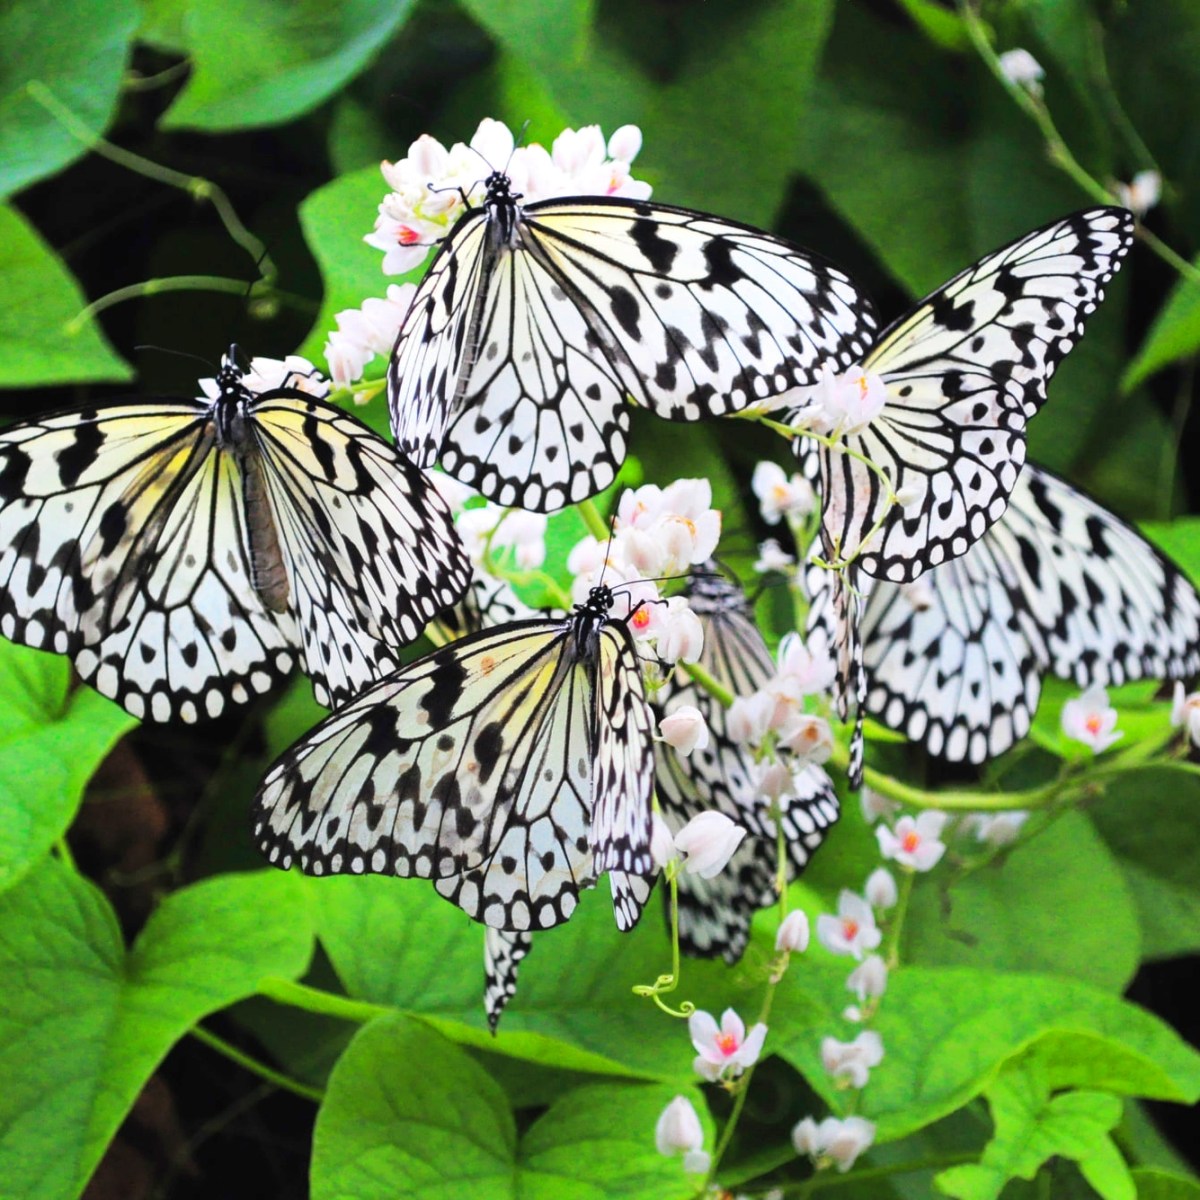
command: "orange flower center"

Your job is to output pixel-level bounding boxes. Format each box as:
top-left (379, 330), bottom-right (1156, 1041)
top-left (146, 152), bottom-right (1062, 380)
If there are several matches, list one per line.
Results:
top-left (901, 831), bottom-right (921, 853)
top-left (631, 608), bottom-right (652, 631)
top-left (1085, 714), bottom-right (1103, 735)
top-left (842, 919), bottom-right (859, 940)
top-left (397, 226), bottom-right (422, 245)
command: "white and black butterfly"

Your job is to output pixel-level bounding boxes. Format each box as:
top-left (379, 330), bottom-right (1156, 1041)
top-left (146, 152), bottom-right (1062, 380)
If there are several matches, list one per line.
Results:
top-left (650, 569), bottom-right (839, 961)
top-left (798, 207), bottom-right (1134, 585)
top-left (0, 350), bottom-right (471, 722)
top-left (484, 927), bottom-right (532, 1032)
top-left (388, 171), bottom-right (880, 512)
top-left (806, 463), bottom-right (1200, 763)
top-left (253, 583), bottom-right (656, 931)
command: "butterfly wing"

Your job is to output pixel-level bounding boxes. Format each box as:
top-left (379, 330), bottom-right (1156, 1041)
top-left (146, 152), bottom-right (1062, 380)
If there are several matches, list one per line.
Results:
top-left (818, 208), bottom-right (1133, 583)
top-left (839, 464), bottom-right (1200, 763)
top-left (0, 402), bottom-right (299, 721)
top-left (249, 391), bottom-right (471, 707)
top-left (654, 572), bottom-right (839, 961)
top-left (391, 194), bottom-right (879, 511)
top-left (484, 928), bottom-right (533, 1031)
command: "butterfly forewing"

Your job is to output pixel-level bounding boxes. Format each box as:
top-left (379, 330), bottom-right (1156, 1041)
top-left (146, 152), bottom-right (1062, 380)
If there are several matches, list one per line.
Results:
top-left (0, 402), bottom-right (300, 722)
top-left (816, 207), bottom-right (1134, 584)
top-left (388, 187), bottom-right (879, 512)
top-left (254, 587), bottom-right (656, 931)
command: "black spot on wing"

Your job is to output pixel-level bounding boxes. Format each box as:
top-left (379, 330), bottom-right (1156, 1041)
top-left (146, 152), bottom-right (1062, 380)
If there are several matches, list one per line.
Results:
top-left (56, 422), bottom-right (105, 487)
top-left (422, 650), bottom-right (468, 728)
top-left (630, 217), bottom-right (679, 273)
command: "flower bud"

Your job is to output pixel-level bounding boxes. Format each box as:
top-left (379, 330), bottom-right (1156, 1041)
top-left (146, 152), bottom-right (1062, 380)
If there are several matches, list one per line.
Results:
top-left (846, 954), bottom-right (888, 1002)
top-left (864, 867), bottom-right (897, 909)
top-left (657, 600), bottom-right (704, 664)
top-left (776, 909), bottom-right (810, 953)
top-left (674, 812), bottom-right (747, 879)
top-left (650, 812), bottom-right (677, 871)
top-left (728, 692), bottom-right (774, 744)
top-left (659, 705), bottom-right (710, 756)
top-left (792, 1116), bottom-right (821, 1155)
top-left (654, 1095), bottom-right (704, 1157)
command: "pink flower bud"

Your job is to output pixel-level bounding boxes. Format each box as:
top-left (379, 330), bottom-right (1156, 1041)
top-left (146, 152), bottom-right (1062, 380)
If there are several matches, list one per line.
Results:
top-left (674, 812), bottom-right (747, 879)
top-left (654, 1094), bottom-right (704, 1157)
top-left (864, 867), bottom-right (897, 909)
top-left (846, 954), bottom-right (888, 1002)
top-left (728, 692), bottom-right (774, 744)
top-left (657, 600), bottom-right (704, 664)
top-left (659, 705), bottom-right (710, 757)
top-left (776, 910), bottom-right (810, 953)
top-left (607, 123), bottom-right (643, 162)
top-left (650, 812), bottom-right (677, 871)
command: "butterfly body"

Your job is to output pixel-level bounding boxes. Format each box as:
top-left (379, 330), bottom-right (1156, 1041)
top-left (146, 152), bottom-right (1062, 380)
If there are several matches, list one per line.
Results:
top-left (254, 583), bottom-right (655, 931)
top-left (389, 178), bottom-right (879, 511)
top-left (0, 352), bottom-right (471, 721)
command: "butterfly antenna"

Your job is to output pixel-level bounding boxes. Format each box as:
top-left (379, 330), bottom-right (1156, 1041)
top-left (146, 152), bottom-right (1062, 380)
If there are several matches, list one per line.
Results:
top-left (595, 498), bottom-right (622, 590)
top-left (504, 121), bottom-right (531, 173)
top-left (133, 345), bottom-right (218, 374)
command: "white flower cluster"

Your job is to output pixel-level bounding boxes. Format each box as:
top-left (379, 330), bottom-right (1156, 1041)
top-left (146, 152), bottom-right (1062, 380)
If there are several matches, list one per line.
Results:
top-left (325, 117), bottom-right (649, 387)
top-left (199, 354), bottom-right (329, 401)
top-left (367, 118), bottom-right (650, 275)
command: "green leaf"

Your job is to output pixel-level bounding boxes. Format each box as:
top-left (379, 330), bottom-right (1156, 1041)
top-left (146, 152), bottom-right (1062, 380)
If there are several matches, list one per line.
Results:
top-left (0, 642), bottom-right (134, 893)
top-left (1130, 1168), bottom-right (1200, 1199)
top-left (903, 810), bottom-right (1141, 992)
top-left (0, 0), bottom-right (139, 198)
top-left (773, 964), bottom-right (1200, 1143)
top-left (312, 1013), bottom-right (708, 1200)
top-left (466, 0), bottom-right (834, 227)
top-left (163, 0), bottom-right (418, 131)
top-left (306, 874), bottom-right (786, 1082)
top-left (0, 204), bottom-right (132, 385)
top-left (935, 1057), bottom-right (1132, 1200)
top-left (0, 861), bottom-right (315, 1200)
top-left (1089, 768), bottom-right (1200, 959)
top-left (1122, 265), bottom-right (1200, 392)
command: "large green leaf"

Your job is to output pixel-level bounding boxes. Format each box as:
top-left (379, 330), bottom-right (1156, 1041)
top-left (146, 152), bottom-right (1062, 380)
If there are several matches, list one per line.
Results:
top-left (1122, 264), bottom-right (1200, 393)
top-left (903, 811), bottom-right (1141, 992)
top-left (0, 861), bottom-right (314, 1200)
top-left (305, 874), bottom-right (788, 1083)
top-left (163, 0), bottom-right (417, 131)
top-left (464, 0), bottom-right (834, 227)
top-left (312, 1013), bottom-right (708, 1200)
top-left (0, 642), bottom-right (134, 893)
top-left (773, 963), bottom-right (1200, 1143)
top-left (0, 0), bottom-right (138, 198)
top-left (0, 204), bottom-right (132, 386)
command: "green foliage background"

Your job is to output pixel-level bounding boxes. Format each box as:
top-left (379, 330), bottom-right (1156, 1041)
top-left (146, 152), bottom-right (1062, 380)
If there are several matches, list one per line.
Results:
top-left (2, 0), bottom-right (1200, 1196)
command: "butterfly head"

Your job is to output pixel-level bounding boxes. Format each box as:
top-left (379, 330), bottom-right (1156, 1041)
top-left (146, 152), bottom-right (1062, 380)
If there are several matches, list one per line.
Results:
top-left (213, 345), bottom-right (253, 444)
top-left (483, 171), bottom-right (523, 249)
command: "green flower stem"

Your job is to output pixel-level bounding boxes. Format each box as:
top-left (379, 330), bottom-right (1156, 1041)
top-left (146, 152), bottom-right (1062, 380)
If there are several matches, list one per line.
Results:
top-left (329, 378), bottom-right (386, 407)
top-left (884, 868), bottom-right (916, 970)
top-left (190, 1025), bottom-right (325, 1103)
top-left (957, 0), bottom-right (1200, 286)
top-left (122, 61), bottom-right (192, 93)
top-left (577, 497), bottom-right (611, 541)
top-left (682, 660), bottom-right (735, 708)
top-left (632, 870), bottom-right (695, 1018)
top-left (258, 977), bottom-right (390, 1024)
top-left (66, 276), bottom-right (268, 334)
top-left (27, 81), bottom-right (277, 289)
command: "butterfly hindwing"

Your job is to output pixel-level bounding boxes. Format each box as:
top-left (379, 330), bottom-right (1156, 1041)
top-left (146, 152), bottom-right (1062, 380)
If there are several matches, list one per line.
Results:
top-left (814, 207), bottom-right (1134, 584)
top-left (389, 185), bottom-right (880, 512)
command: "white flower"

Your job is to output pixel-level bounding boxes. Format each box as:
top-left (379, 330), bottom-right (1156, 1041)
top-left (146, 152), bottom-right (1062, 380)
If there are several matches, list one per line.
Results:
top-left (655, 1095), bottom-right (706, 1166)
top-left (1061, 684), bottom-right (1123, 753)
top-left (864, 867), bottom-right (897, 909)
top-left (846, 954), bottom-right (888, 1003)
top-left (961, 811), bottom-right (1029, 847)
top-left (781, 714), bottom-right (834, 765)
top-left (659, 705), bottom-right (710, 756)
top-left (674, 812), bottom-right (747, 879)
top-left (822, 1030), bottom-right (885, 1089)
top-left (1171, 681), bottom-right (1200, 748)
top-left (429, 472), bottom-right (476, 517)
top-left (491, 509), bottom-right (548, 570)
top-left (754, 760), bottom-right (795, 805)
top-left (776, 909), bottom-right (811, 953)
top-left (816, 891), bottom-right (882, 960)
top-left (1114, 170), bottom-right (1162, 218)
top-left (821, 1116), bottom-right (876, 1172)
top-left (877, 811), bottom-right (948, 872)
top-left (325, 284), bottom-right (417, 386)
top-left (859, 787), bottom-right (899, 824)
top-left (656, 597), bottom-right (705, 664)
top-left (727, 691), bottom-right (775, 745)
top-left (236, 355), bottom-right (329, 398)
top-left (998, 48), bottom-right (1044, 92)
top-left (689, 1008), bottom-right (768, 1082)
top-left (793, 1116), bottom-right (876, 1172)
top-left (650, 812), bottom-right (678, 871)
top-left (776, 632), bottom-right (837, 696)
top-left (754, 539), bottom-right (795, 574)
top-left (752, 460), bottom-right (816, 525)
top-left (814, 364), bottom-right (889, 435)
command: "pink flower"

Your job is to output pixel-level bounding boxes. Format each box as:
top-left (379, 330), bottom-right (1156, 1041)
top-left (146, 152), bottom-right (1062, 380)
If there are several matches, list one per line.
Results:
top-left (1061, 684), bottom-right (1123, 753)
top-left (961, 811), bottom-right (1029, 847)
top-left (781, 714), bottom-right (834, 766)
top-left (792, 1116), bottom-right (876, 1172)
top-left (689, 1008), bottom-right (767, 1082)
top-left (814, 364), bottom-right (888, 435)
top-left (751, 460), bottom-right (816, 525)
top-left (656, 598), bottom-right (704, 664)
top-left (846, 954), bottom-right (888, 1002)
top-left (816, 891), bottom-right (882, 960)
top-left (728, 692), bottom-right (775, 745)
top-left (776, 633), bottom-right (837, 696)
top-left (754, 539), bottom-right (795, 574)
top-left (876, 811), bottom-right (947, 872)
